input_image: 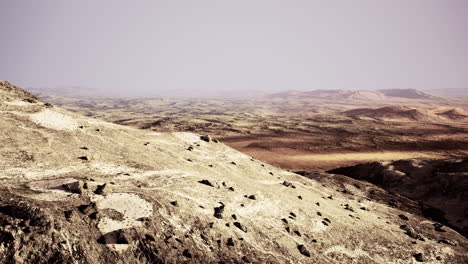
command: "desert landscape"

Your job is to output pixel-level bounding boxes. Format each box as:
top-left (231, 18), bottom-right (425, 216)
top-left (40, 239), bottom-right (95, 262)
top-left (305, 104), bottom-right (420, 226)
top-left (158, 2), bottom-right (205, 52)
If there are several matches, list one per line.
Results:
top-left (1, 79), bottom-right (467, 263)
top-left (2, 1), bottom-right (468, 263)
top-left (37, 88), bottom-right (468, 171)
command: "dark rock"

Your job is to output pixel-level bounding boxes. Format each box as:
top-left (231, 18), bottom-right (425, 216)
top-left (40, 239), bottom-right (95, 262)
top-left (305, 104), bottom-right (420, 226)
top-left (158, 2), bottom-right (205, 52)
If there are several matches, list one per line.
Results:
top-left (413, 253), bottom-right (424, 262)
top-left (398, 214), bottom-right (409, 221)
top-left (233, 222), bottom-right (247, 232)
top-left (214, 204), bottom-right (225, 219)
top-left (231, 214), bottom-right (237, 220)
top-left (170, 201), bottom-right (178, 207)
top-left (289, 212), bottom-right (296, 218)
top-left (198, 180), bottom-right (214, 187)
top-left (400, 225), bottom-right (424, 241)
top-left (343, 204), bottom-right (354, 212)
top-left (228, 187), bottom-right (235, 192)
top-left (78, 156), bottom-right (89, 161)
top-left (78, 203), bottom-right (96, 215)
top-left (297, 244), bottom-right (311, 257)
top-left (227, 237), bottom-right (235, 247)
top-left (200, 135), bottom-right (211, 142)
top-left (187, 146), bottom-right (193, 151)
top-left (247, 195), bottom-right (256, 200)
top-left (89, 212), bottom-right (98, 219)
top-left (182, 249), bottom-right (192, 258)
top-left (298, 196), bottom-right (302, 200)
top-left (64, 210), bottom-right (73, 221)
top-left (94, 183), bottom-right (106, 195)
top-left (438, 239), bottom-right (457, 246)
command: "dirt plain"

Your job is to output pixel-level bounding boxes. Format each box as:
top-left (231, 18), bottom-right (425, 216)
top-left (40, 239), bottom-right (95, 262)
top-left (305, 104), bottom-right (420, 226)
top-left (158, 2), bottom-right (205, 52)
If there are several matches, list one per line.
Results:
top-left (37, 90), bottom-right (468, 171)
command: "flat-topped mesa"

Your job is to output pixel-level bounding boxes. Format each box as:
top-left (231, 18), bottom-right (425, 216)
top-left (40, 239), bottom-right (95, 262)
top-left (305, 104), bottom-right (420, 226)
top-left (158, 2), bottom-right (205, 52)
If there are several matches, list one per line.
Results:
top-left (0, 80), bottom-right (40, 103)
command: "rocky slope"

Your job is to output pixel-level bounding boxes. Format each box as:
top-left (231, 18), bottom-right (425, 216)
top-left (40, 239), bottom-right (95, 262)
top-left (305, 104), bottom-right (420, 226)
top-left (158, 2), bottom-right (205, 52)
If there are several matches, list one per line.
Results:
top-left (1, 81), bottom-right (467, 263)
top-left (328, 159), bottom-right (468, 237)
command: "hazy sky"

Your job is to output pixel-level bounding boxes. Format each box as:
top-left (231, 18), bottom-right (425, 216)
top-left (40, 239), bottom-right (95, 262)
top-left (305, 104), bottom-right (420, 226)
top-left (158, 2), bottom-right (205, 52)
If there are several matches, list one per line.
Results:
top-left (1, 0), bottom-right (467, 96)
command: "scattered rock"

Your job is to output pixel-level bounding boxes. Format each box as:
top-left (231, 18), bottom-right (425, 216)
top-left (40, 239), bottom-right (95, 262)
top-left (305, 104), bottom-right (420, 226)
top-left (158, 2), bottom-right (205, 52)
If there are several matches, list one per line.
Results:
top-left (227, 237), bottom-right (235, 247)
top-left (144, 142), bottom-right (150, 146)
top-left (247, 195), bottom-right (256, 200)
top-left (231, 161), bottom-right (237, 165)
top-left (214, 204), bottom-right (225, 219)
top-left (413, 253), bottom-right (425, 262)
top-left (398, 214), bottom-right (409, 221)
top-left (64, 210), bottom-right (73, 221)
top-left (231, 214), bottom-right (237, 220)
top-left (94, 183), bottom-right (107, 195)
top-left (233, 222), bottom-right (247, 232)
top-left (198, 180), bottom-right (214, 187)
top-left (200, 135), bottom-right (211, 142)
top-left (400, 225), bottom-right (424, 241)
top-left (344, 204), bottom-right (354, 212)
top-left (438, 239), bottom-right (457, 246)
top-left (187, 146), bottom-right (193, 151)
top-left (78, 203), bottom-right (96, 215)
top-left (297, 244), bottom-right (311, 257)
top-left (62, 181), bottom-right (84, 194)
top-left (183, 249), bottom-right (192, 258)
top-left (78, 156), bottom-right (89, 161)
top-left (298, 196), bottom-right (302, 200)
top-left (228, 187), bottom-right (235, 192)
top-left (170, 201), bottom-right (178, 207)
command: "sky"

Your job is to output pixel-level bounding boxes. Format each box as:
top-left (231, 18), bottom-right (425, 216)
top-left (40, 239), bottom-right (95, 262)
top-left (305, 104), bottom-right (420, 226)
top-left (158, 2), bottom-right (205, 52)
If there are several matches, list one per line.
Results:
top-left (1, 0), bottom-right (467, 97)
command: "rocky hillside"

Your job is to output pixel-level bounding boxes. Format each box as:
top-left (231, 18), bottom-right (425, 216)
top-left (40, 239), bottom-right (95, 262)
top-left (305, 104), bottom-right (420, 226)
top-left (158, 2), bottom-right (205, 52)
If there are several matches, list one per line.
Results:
top-left (0, 81), bottom-right (467, 263)
top-left (328, 159), bottom-right (468, 237)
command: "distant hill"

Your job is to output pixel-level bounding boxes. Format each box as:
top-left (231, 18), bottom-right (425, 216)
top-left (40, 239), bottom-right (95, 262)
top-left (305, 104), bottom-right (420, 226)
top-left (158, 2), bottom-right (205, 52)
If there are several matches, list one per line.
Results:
top-left (377, 89), bottom-right (441, 99)
top-left (425, 88), bottom-right (468, 98)
top-left (343, 105), bottom-right (467, 121)
top-left (267, 89), bottom-right (443, 101)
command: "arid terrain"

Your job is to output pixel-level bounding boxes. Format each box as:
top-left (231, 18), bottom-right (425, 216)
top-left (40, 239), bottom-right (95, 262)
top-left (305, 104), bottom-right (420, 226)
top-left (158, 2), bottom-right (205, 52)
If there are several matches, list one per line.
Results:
top-left (1, 81), bottom-right (466, 263)
top-left (36, 88), bottom-right (468, 171)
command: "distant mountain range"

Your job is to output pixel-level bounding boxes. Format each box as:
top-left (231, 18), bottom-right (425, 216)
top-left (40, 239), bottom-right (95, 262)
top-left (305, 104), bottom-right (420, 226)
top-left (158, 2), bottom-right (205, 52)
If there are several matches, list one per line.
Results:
top-left (267, 89), bottom-right (444, 101)
top-left (24, 85), bottom-right (464, 100)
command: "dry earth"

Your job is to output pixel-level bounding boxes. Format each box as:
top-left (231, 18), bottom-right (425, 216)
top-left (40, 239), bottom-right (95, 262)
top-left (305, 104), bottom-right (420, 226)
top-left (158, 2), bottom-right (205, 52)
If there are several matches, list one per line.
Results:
top-left (36, 91), bottom-right (468, 171)
top-left (1, 81), bottom-right (467, 263)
